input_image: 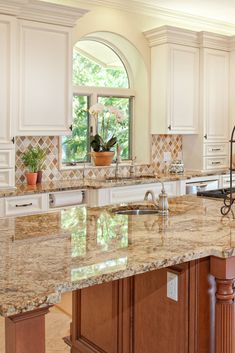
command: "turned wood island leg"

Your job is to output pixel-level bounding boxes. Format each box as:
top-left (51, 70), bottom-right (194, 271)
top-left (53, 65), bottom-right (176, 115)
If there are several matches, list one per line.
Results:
top-left (5, 307), bottom-right (50, 353)
top-left (210, 256), bottom-right (235, 353)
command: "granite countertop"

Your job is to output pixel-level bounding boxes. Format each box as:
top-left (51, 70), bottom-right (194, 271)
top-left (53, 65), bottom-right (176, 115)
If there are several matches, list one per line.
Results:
top-left (0, 169), bottom-right (229, 198)
top-left (0, 195), bottom-right (234, 317)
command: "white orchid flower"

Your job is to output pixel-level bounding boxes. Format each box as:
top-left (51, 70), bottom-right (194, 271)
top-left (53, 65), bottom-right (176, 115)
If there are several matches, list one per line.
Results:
top-left (89, 103), bottom-right (105, 117)
top-left (107, 106), bottom-right (124, 122)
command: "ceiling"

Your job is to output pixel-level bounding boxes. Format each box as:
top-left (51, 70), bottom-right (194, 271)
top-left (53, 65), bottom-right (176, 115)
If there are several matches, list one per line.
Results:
top-left (40, 0), bottom-right (235, 34)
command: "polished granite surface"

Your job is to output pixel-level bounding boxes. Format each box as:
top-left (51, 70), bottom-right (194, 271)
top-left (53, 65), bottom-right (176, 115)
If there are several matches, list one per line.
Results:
top-left (0, 169), bottom-right (228, 198)
top-left (0, 195), bottom-right (234, 317)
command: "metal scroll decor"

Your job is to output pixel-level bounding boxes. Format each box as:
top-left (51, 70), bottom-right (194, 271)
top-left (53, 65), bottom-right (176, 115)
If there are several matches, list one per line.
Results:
top-left (221, 126), bottom-right (235, 215)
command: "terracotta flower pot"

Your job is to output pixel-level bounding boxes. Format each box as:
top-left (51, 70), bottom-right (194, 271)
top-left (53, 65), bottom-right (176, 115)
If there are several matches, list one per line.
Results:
top-left (26, 172), bottom-right (38, 185)
top-left (91, 151), bottom-right (115, 166)
top-left (37, 171), bottom-right (43, 183)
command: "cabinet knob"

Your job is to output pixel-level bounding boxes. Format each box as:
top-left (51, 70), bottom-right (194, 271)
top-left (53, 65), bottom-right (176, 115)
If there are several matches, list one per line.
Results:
top-left (168, 125), bottom-right (171, 131)
top-left (11, 137), bottom-right (15, 144)
top-left (204, 134), bottom-right (207, 140)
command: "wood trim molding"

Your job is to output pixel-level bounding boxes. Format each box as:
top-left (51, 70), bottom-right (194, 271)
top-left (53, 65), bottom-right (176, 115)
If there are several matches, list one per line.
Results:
top-left (5, 306), bottom-right (50, 353)
top-left (0, 0), bottom-right (88, 26)
top-left (210, 256), bottom-right (235, 353)
top-left (144, 25), bottom-right (230, 51)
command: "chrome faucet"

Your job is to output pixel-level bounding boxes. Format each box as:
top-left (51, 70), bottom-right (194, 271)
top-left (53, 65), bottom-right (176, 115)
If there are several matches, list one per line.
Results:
top-left (144, 190), bottom-right (158, 208)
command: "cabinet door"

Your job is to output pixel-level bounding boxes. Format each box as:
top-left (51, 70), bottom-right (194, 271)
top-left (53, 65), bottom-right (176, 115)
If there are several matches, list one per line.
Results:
top-left (169, 45), bottom-right (199, 134)
top-left (202, 49), bottom-right (229, 142)
top-left (0, 15), bottom-right (16, 146)
top-left (18, 20), bottom-right (72, 135)
top-left (71, 279), bottom-right (132, 353)
top-left (133, 264), bottom-right (189, 353)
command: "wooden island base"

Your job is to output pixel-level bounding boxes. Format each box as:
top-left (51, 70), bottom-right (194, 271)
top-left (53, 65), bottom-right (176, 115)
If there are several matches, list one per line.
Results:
top-left (5, 307), bottom-right (50, 353)
top-left (69, 256), bottom-right (235, 353)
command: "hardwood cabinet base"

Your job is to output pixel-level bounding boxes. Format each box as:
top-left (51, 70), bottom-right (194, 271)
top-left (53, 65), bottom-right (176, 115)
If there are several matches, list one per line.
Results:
top-left (5, 307), bottom-right (50, 353)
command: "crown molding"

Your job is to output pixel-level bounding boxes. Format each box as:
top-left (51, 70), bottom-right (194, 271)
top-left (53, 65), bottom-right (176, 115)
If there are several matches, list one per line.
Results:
top-left (81, 0), bottom-right (235, 35)
top-left (144, 25), bottom-right (231, 51)
top-left (199, 32), bottom-right (230, 51)
top-left (144, 25), bottom-right (199, 47)
top-left (0, 0), bottom-right (88, 26)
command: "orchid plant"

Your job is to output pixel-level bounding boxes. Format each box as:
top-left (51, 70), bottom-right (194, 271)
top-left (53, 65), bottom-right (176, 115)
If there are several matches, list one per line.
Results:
top-left (89, 103), bottom-right (124, 152)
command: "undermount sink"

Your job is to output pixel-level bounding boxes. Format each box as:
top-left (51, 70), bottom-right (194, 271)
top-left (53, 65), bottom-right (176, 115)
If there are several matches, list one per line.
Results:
top-left (111, 204), bottom-right (159, 215)
top-left (105, 175), bottom-right (155, 182)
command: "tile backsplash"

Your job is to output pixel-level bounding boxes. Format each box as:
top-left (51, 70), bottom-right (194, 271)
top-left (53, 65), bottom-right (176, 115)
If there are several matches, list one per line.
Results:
top-left (15, 135), bottom-right (182, 184)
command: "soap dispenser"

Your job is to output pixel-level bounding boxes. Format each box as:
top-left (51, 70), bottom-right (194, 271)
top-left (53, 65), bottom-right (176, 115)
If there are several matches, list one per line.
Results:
top-left (158, 187), bottom-right (169, 215)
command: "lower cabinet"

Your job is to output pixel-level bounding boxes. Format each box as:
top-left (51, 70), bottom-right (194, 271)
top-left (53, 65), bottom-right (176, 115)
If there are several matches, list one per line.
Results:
top-left (70, 258), bottom-right (214, 353)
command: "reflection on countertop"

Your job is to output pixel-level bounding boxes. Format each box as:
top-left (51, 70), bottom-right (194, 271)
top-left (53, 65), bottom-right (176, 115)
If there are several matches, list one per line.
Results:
top-left (0, 195), bottom-right (235, 317)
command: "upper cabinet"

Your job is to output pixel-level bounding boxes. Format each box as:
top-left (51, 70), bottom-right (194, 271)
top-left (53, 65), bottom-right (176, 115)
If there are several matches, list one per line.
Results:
top-left (145, 27), bottom-right (199, 135)
top-left (17, 20), bottom-right (72, 135)
top-left (202, 48), bottom-right (229, 142)
top-left (0, 14), bottom-right (16, 146)
top-left (0, 14), bottom-right (16, 188)
top-left (0, 0), bottom-right (87, 137)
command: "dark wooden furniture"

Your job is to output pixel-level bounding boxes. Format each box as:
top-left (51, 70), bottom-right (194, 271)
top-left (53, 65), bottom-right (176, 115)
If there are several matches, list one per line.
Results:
top-left (70, 258), bottom-right (217, 353)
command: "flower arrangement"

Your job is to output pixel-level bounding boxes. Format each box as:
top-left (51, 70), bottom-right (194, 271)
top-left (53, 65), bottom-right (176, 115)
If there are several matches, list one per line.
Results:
top-left (89, 103), bottom-right (124, 152)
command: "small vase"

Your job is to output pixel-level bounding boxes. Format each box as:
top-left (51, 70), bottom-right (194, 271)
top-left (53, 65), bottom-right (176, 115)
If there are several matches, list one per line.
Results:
top-left (37, 171), bottom-right (43, 183)
top-left (91, 151), bottom-right (115, 166)
top-left (26, 172), bottom-right (38, 185)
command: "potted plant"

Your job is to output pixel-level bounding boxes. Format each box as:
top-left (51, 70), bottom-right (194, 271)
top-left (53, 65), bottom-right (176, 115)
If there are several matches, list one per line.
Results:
top-left (21, 148), bottom-right (38, 185)
top-left (89, 103), bottom-right (124, 166)
top-left (34, 146), bottom-right (47, 183)
top-left (21, 147), bottom-right (47, 185)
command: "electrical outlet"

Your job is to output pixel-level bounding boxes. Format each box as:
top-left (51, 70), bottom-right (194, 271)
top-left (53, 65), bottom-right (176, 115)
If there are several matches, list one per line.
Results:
top-left (167, 271), bottom-right (178, 301)
top-left (163, 152), bottom-right (171, 162)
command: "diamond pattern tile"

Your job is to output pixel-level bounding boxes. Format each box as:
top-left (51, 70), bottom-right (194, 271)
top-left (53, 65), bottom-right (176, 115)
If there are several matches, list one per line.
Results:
top-left (15, 135), bottom-right (182, 183)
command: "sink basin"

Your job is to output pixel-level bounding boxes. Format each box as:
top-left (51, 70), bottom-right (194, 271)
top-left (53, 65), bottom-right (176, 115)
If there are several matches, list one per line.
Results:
top-left (105, 175), bottom-right (155, 182)
top-left (111, 204), bottom-right (159, 215)
top-left (113, 208), bottom-right (159, 215)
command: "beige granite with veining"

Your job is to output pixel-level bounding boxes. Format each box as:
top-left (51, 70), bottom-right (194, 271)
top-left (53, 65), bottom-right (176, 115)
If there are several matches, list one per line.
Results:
top-left (0, 195), bottom-right (235, 317)
top-left (0, 169), bottom-right (229, 198)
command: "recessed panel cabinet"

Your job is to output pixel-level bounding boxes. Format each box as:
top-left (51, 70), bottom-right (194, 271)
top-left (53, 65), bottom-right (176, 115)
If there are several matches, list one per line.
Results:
top-left (17, 20), bottom-right (72, 135)
top-left (202, 49), bottom-right (229, 142)
top-left (0, 14), bottom-right (16, 187)
top-left (149, 43), bottom-right (199, 134)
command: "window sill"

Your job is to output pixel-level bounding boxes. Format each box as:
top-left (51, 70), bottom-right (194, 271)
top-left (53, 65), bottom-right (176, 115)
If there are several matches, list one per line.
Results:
top-left (59, 161), bottom-right (134, 171)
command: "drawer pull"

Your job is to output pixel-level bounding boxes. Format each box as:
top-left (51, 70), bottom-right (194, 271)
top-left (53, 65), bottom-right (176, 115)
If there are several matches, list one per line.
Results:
top-left (211, 148), bottom-right (221, 151)
top-left (211, 161), bottom-right (221, 165)
top-left (15, 202), bottom-right (33, 208)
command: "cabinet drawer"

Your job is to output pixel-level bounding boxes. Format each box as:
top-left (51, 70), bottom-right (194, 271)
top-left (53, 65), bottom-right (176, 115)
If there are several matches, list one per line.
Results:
top-left (0, 150), bottom-right (14, 168)
top-left (0, 169), bottom-right (15, 188)
top-left (203, 156), bottom-right (228, 170)
top-left (220, 174), bottom-right (235, 188)
top-left (4, 194), bottom-right (48, 216)
top-left (204, 143), bottom-right (228, 157)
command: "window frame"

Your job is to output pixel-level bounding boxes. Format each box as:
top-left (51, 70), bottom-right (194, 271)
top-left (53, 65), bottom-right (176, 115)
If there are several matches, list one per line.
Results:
top-left (59, 85), bottom-right (135, 170)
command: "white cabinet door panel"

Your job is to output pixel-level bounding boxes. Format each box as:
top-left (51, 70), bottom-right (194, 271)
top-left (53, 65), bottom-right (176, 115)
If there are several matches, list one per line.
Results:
top-left (18, 20), bottom-right (72, 135)
top-left (203, 49), bottom-right (229, 141)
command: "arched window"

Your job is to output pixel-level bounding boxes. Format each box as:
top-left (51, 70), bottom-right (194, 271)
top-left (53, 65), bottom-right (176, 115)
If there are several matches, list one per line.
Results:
top-left (62, 39), bottom-right (134, 165)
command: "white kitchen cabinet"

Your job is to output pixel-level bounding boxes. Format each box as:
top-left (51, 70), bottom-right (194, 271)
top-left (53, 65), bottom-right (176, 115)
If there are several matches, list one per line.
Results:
top-left (183, 34), bottom-right (230, 172)
top-left (4, 193), bottom-right (49, 217)
top-left (145, 27), bottom-right (199, 134)
top-left (17, 20), bottom-right (72, 135)
top-left (87, 181), bottom-right (179, 207)
top-left (0, 14), bottom-right (16, 187)
top-left (202, 49), bottom-right (229, 142)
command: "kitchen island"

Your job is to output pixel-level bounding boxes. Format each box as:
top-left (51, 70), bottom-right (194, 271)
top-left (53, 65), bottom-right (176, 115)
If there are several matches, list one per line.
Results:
top-left (0, 195), bottom-right (235, 353)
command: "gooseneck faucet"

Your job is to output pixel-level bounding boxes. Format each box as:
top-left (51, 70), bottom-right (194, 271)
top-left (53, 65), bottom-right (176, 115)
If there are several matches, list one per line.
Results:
top-left (144, 190), bottom-right (158, 208)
